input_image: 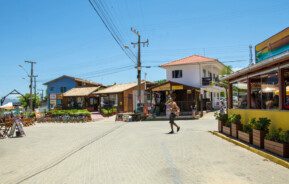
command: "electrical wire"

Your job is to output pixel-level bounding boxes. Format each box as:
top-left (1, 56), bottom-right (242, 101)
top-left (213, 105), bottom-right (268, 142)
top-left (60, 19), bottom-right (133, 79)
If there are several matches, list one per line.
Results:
top-left (88, 0), bottom-right (136, 64)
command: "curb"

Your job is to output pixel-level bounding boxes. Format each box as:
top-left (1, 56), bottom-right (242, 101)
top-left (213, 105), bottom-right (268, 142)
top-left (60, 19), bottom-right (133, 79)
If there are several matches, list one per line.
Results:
top-left (209, 131), bottom-right (289, 169)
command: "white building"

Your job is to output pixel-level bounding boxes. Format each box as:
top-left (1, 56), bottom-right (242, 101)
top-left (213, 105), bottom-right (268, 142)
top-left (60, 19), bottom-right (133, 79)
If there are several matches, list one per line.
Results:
top-left (161, 55), bottom-right (225, 109)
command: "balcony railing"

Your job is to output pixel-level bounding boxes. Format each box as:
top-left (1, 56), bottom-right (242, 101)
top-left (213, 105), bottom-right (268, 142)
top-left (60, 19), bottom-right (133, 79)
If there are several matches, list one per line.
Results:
top-left (202, 77), bottom-right (219, 86)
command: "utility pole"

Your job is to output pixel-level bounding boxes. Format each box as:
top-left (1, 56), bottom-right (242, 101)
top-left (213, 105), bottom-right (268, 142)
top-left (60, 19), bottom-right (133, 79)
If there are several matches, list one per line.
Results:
top-left (38, 89), bottom-right (44, 101)
top-left (131, 28), bottom-right (149, 112)
top-left (249, 45), bottom-right (253, 66)
top-left (25, 61), bottom-right (37, 110)
top-left (33, 75), bottom-right (38, 109)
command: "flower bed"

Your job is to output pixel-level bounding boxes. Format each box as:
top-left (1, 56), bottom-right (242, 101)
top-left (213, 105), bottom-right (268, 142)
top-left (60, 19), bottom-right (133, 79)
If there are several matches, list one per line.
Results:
top-left (253, 129), bottom-right (266, 148)
top-left (264, 128), bottom-right (289, 157)
top-left (231, 123), bottom-right (241, 138)
top-left (228, 114), bottom-right (241, 138)
top-left (237, 119), bottom-right (254, 144)
top-left (38, 109), bottom-right (92, 123)
top-left (252, 118), bottom-right (271, 148)
top-left (222, 126), bottom-right (231, 136)
top-left (238, 130), bottom-right (252, 144)
top-left (214, 112), bottom-right (228, 133)
top-left (264, 140), bottom-right (289, 157)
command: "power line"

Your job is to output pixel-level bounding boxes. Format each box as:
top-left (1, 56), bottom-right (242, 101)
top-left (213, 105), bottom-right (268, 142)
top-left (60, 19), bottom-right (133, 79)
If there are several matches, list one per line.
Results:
top-left (88, 0), bottom-right (136, 64)
top-left (84, 66), bottom-right (135, 79)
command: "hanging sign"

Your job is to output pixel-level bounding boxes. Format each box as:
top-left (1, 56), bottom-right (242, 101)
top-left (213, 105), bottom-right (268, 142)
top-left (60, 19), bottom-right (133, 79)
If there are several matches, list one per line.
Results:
top-left (172, 85), bottom-right (183, 90)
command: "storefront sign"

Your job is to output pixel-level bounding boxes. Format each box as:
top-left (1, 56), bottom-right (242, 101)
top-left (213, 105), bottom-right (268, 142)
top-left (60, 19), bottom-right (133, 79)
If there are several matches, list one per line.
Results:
top-left (152, 83), bottom-right (170, 91)
top-left (172, 85), bottom-right (183, 90)
top-left (187, 90), bottom-right (192, 94)
top-left (50, 99), bottom-right (57, 106)
top-left (50, 93), bottom-right (56, 100)
top-left (256, 27), bottom-right (289, 63)
top-left (57, 94), bottom-right (63, 100)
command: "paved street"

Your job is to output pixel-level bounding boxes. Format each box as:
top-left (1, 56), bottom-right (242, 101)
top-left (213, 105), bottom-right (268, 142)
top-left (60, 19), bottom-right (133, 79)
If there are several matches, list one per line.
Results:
top-left (1, 113), bottom-right (289, 184)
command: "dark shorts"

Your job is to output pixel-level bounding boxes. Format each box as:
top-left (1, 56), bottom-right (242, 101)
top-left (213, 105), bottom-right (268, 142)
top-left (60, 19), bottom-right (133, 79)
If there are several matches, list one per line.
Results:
top-left (169, 113), bottom-right (176, 124)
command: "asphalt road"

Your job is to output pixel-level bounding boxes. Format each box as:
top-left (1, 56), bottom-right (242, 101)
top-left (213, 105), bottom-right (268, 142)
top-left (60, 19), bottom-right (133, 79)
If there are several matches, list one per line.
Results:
top-left (1, 113), bottom-right (288, 184)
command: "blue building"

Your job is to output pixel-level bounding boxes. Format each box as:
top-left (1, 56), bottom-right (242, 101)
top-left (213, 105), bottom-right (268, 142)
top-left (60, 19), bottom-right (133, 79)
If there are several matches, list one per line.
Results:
top-left (44, 75), bottom-right (102, 109)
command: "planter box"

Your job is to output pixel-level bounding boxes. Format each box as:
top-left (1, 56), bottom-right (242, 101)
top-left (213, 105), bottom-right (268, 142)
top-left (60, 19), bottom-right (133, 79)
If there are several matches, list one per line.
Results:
top-left (218, 121), bottom-right (224, 132)
top-left (264, 140), bottom-right (289, 157)
top-left (238, 130), bottom-right (252, 144)
top-left (253, 129), bottom-right (266, 148)
top-left (222, 126), bottom-right (231, 136)
top-left (231, 123), bottom-right (241, 138)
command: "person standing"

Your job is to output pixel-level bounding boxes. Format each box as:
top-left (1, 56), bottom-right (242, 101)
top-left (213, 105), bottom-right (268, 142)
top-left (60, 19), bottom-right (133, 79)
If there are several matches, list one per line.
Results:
top-left (167, 98), bottom-right (180, 134)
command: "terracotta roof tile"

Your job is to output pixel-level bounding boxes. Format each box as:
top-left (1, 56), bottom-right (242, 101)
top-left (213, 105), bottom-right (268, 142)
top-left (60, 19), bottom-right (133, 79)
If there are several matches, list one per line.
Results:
top-left (161, 55), bottom-right (218, 67)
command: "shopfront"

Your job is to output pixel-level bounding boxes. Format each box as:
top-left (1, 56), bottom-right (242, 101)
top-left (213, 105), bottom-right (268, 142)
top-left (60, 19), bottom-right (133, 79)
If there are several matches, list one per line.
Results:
top-left (148, 81), bottom-right (200, 116)
top-left (62, 87), bottom-right (101, 111)
top-left (226, 52), bottom-right (289, 129)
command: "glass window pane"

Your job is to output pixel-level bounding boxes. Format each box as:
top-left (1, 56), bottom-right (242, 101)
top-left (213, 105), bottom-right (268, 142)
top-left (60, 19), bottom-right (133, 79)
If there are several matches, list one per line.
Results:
top-left (261, 72), bottom-right (279, 109)
top-left (284, 69), bottom-right (289, 110)
top-left (232, 81), bottom-right (248, 109)
top-left (250, 77), bottom-right (262, 109)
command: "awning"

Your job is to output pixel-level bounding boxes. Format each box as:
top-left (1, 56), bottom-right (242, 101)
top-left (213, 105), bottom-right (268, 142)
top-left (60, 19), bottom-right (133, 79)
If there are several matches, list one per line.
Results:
top-left (149, 81), bottom-right (199, 92)
top-left (63, 87), bottom-right (101, 97)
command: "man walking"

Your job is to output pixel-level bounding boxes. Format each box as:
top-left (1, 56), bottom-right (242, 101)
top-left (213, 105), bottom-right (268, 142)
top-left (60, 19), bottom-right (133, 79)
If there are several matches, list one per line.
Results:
top-left (167, 98), bottom-right (180, 134)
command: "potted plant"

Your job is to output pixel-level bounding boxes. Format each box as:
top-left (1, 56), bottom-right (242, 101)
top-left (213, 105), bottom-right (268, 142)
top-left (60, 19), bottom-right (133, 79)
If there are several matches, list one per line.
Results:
top-left (252, 117), bottom-right (271, 148)
top-left (222, 114), bottom-right (232, 136)
top-left (264, 128), bottom-right (289, 157)
top-left (230, 114), bottom-right (241, 138)
top-left (238, 118), bottom-right (255, 144)
top-left (214, 112), bottom-right (228, 132)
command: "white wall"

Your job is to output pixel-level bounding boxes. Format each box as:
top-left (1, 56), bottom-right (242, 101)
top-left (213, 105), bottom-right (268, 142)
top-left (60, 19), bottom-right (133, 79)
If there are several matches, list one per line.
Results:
top-left (166, 65), bottom-right (201, 87)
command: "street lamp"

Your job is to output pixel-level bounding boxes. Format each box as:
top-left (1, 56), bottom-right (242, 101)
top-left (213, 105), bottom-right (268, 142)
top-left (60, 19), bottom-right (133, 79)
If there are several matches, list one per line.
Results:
top-left (19, 65), bottom-right (29, 76)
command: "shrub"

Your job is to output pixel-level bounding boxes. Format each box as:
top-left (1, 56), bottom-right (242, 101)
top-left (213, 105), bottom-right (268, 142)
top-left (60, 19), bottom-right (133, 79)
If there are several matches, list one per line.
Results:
top-left (242, 118), bottom-right (255, 133)
top-left (253, 117), bottom-right (271, 132)
top-left (228, 114), bottom-right (241, 124)
top-left (100, 107), bottom-right (117, 116)
top-left (23, 112), bottom-right (36, 118)
top-left (265, 128), bottom-right (289, 144)
top-left (280, 130), bottom-right (289, 144)
top-left (265, 128), bottom-right (281, 142)
top-left (214, 112), bottom-right (228, 123)
top-left (50, 109), bottom-right (91, 117)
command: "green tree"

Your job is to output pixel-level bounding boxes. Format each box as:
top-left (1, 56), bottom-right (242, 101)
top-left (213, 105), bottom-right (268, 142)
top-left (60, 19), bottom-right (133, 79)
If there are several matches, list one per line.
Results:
top-left (154, 79), bottom-right (167, 85)
top-left (19, 93), bottom-right (40, 110)
top-left (212, 65), bottom-right (233, 104)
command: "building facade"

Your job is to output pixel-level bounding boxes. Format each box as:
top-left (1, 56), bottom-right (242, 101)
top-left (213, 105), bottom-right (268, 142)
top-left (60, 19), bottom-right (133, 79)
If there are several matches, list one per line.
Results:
top-left (161, 55), bottom-right (225, 109)
top-left (225, 27), bottom-right (289, 130)
top-left (95, 82), bottom-right (148, 113)
top-left (43, 75), bottom-right (102, 109)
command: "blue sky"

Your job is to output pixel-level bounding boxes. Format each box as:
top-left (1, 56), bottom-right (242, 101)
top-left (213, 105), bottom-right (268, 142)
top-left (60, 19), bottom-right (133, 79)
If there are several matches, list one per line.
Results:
top-left (0, 0), bottom-right (289, 97)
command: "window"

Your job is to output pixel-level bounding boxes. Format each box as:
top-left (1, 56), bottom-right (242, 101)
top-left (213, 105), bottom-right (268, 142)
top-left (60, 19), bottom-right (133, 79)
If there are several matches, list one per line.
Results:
top-left (250, 71), bottom-right (279, 109)
top-left (60, 87), bottom-right (67, 93)
top-left (283, 69), bottom-right (289, 109)
top-left (233, 81), bottom-right (248, 109)
top-left (172, 70), bottom-right (182, 78)
top-left (50, 87), bottom-right (54, 91)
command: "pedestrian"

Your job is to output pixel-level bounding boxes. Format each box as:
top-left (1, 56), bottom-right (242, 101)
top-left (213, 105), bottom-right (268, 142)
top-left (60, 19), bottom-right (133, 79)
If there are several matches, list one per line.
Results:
top-left (167, 98), bottom-right (180, 134)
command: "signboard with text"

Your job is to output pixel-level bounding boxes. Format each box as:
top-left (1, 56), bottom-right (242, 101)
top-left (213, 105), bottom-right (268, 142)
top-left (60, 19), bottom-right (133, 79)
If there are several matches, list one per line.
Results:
top-left (255, 27), bottom-right (289, 63)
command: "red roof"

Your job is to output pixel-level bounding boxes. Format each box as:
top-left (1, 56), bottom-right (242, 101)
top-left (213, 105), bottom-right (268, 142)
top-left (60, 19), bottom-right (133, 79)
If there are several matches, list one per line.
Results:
top-left (161, 55), bottom-right (218, 67)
